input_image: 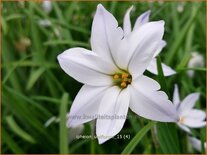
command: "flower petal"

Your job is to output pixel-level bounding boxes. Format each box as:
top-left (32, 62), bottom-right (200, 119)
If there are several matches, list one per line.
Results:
top-left (58, 47), bottom-right (117, 86)
top-left (96, 86), bottom-right (130, 144)
top-left (132, 75), bottom-right (169, 101)
top-left (67, 85), bottom-right (108, 127)
top-left (123, 6), bottom-right (133, 36)
top-left (133, 10), bottom-right (151, 30)
top-left (173, 84), bottom-right (181, 107)
top-left (183, 117), bottom-right (206, 128)
top-left (91, 4), bottom-right (123, 65)
top-left (153, 40), bottom-right (167, 57)
top-left (69, 124), bottom-right (84, 143)
top-left (177, 123), bottom-right (191, 134)
top-left (129, 77), bottom-right (179, 122)
top-left (178, 93), bottom-right (200, 115)
top-left (184, 109), bottom-right (206, 121)
top-left (188, 136), bottom-right (206, 152)
top-left (128, 21), bottom-right (165, 77)
top-left (147, 58), bottom-right (176, 76)
top-left (132, 75), bottom-right (160, 92)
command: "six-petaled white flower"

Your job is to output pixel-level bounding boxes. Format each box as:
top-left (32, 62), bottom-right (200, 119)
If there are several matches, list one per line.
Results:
top-left (123, 7), bottom-right (176, 76)
top-left (173, 84), bottom-right (206, 134)
top-left (57, 4), bottom-right (179, 144)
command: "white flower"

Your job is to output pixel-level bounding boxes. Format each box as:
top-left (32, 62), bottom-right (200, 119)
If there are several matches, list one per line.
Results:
top-left (69, 125), bottom-right (84, 143)
top-left (177, 2), bottom-right (185, 13)
top-left (188, 136), bottom-right (206, 152)
top-left (58, 4), bottom-right (178, 144)
top-left (42, 0), bottom-right (52, 14)
top-left (38, 19), bottom-right (52, 27)
top-left (187, 52), bottom-right (204, 78)
top-left (173, 84), bottom-right (206, 134)
top-left (158, 0), bottom-right (164, 5)
top-left (123, 7), bottom-right (176, 76)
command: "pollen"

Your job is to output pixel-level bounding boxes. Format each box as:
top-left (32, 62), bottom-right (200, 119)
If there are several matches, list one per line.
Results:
top-left (112, 71), bottom-right (132, 89)
top-left (122, 73), bottom-right (128, 79)
top-left (113, 74), bottom-right (119, 79)
top-left (121, 82), bottom-right (127, 88)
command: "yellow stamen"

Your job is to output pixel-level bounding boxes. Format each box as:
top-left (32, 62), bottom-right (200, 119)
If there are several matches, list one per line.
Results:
top-left (112, 71), bottom-right (132, 89)
top-left (113, 74), bottom-right (119, 79)
top-left (121, 82), bottom-right (127, 88)
top-left (122, 73), bottom-right (129, 79)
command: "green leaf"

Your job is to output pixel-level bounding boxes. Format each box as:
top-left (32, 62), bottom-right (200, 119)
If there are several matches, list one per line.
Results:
top-left (200, 128), bottom-right (206, 154)
top-left (44, 40), bottom-right (90, 48)
top-left (6, 116), bottom-right (36, 144)
top-left (156, 56), bottom-right (169, 95)
top-left (59, 93), bottom-right (70, 154)
top-left (1, 16), bottom-right (8, 35)
top-left (165, 3), bottom-right (200, 64)
top-left (121, 121), bottom-right (156, 154)
top-left (2, 128), bottom-right (24, 154)
top-left (26, 67), bottom-right (46, 90)
top-left (177, 67), bottom-right (206, 72)
top-left (157, 123), bottom-right (180, 153)
top-left (31, 96), bottom-right (60, 104)
top-left (156, 56), bottom-right (180, 154)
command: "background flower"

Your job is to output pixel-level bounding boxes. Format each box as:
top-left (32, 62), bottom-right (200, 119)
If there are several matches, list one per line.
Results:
top-left (123, 7), bottom-right (176, 76)
top-left (173, 84), bottom-right (206, 134)
top-left (187, 51), bottom-right (205, 78)
top-left (188, 136), bottom-right (206, 152)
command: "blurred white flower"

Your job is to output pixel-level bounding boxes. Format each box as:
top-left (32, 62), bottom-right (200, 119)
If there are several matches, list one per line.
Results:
top-left (188, 136), bottom-right (206, 152)
top-left (123, 6), bottom-right (176, 76)
top-left (187, 52), bottom-right (204, 78)
top-left (38, 19), bottom-right (52, 27)
top-left (158, 0), bottom-right (164, 5)
top-left (37, 19), bottom-right (61, 38)
top-left (42, 0), bottom-right (52, 14)
top-left (58, 4), bottom-right (178, 144)
top-left (177, 3), bottom-right (185, 13)
top-left (173, 84), bottom-right (206, 134)
top-left (18, 1), bottom-right (25, 8)
top-left (69, 125), bottom-right (84, 143)
top-left (44, 117), bottom-right (84, 143)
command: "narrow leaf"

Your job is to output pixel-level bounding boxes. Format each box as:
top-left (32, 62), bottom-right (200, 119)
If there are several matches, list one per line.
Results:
top-left (6, 116), bottom-right (36, 144)
top-left (2, 128), bottom-right (24, 153)
top-left (121, 121), bottom-right (156, 154)
top-left (156, 56), bottom-right (180, 154)
top-left (165, 3), bottom-right (200, 64)
top-left (26, 67), bottom-right (45, 90)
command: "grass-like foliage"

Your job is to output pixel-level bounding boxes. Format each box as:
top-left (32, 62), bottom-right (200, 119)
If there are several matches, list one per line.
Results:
top-left (1, 1), bottom-right (206, 154)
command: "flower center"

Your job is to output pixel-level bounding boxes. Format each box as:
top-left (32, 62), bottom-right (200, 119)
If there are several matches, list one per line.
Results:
top-left (112, 71), bottom-right (132, 89)
top-left (178, 116), bottom-right (185, 124)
